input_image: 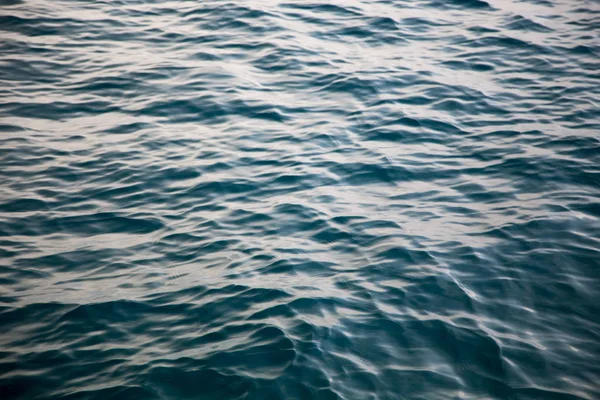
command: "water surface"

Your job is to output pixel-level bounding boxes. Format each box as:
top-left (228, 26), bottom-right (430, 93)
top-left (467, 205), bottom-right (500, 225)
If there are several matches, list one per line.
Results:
top-left (1, 0), bottom-right (599, 399)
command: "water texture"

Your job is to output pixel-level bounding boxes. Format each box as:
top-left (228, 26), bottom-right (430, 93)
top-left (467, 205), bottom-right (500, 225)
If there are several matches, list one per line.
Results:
top-left (1, 0), bottom-right (599, 399)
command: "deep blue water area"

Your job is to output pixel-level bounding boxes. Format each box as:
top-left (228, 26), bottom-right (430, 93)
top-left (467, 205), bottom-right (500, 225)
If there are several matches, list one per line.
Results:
top-left (1, 0), bottom-right (599, 399)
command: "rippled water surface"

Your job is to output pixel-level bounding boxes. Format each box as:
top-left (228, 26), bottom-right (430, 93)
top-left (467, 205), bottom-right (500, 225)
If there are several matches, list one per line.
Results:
top-left (1, 0), bottom-right (600, 398)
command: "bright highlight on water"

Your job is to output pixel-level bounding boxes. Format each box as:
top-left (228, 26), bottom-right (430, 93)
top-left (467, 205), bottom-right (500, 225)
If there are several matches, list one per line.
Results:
top-left (0, 0), bottom-right (599, 399)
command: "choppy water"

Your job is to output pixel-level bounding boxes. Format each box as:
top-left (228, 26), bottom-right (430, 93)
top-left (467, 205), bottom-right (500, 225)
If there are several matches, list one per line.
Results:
top-left (1, 0), bottom-right (599, 399)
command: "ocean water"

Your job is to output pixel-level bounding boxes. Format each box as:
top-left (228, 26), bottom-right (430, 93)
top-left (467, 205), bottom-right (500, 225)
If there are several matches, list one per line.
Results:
top-left (1, 0), bottom-right (599, 399)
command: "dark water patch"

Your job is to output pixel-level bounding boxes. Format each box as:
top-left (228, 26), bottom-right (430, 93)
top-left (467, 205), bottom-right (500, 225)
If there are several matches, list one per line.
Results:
top-left (428, 0), bottom-right (493, 10)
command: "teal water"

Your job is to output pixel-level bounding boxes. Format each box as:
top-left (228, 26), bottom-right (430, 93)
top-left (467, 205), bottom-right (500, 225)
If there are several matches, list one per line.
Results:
top-left (1, 0), bottom-right (599, 399)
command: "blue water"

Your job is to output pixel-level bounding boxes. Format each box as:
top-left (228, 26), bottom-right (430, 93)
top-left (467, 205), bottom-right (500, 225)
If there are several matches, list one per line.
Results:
top-left (1, 0), bottom-right (599, 399)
